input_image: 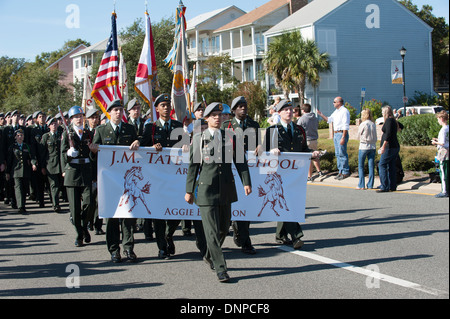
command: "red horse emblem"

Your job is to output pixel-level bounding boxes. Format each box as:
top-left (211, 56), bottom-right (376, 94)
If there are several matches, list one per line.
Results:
top-left (118, 166), bottom-right (151, 214)
top-left (257, 172), bottom-right (289, 217)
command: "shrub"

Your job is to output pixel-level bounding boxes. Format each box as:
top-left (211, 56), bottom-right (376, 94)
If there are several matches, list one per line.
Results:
top-left (398, 114), bottom-right (441, 146)
top-left (362, 99), bottom-right (384, 119)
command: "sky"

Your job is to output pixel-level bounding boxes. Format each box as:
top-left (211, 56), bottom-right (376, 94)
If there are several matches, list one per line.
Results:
top-left (0, 0), bottom-right (448, 61)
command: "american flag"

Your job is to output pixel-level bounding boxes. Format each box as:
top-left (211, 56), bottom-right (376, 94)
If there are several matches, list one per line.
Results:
top-left (91, 12), bottom-right (123, 120)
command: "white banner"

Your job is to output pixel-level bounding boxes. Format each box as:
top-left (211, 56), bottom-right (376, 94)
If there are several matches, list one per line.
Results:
top-left (391, 60), bottom-right (403, 84)
top-left (97, 146), bottom-right (311, 223)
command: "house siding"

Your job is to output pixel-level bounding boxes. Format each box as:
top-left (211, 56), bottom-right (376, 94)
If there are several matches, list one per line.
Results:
top-left (314, 0), bottom-right (433, 115)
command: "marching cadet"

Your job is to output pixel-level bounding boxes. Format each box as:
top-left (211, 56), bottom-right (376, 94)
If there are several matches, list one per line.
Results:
top-left (140, 93), bottom-right (189, 259)
top-left (127, 98), bottom-right (145, 139)
top-left (85, 108), bottom-right (104, 235)
top-left (185, 102), bottom-right (252, 283)
top-left (1, 110), bottom-right (25, 208)
top-left (127, 98), bottom-right (151, 238)
top-left (40, 117), bottom-right (62, 212)
top-left (30, 110), bottom-right (49, 208)
top-left (61, 106), bottom-right (95, 247)
top-left (90, 99), bottom-right (141, 263)
top-left (6, 129), bottom-right (37, 214)
top-left (0, 112), bottom-right (6, 202)
top-left (263, 99), bottom-right (320, 249)
top-left (222, 96), bottom-right (260, 255)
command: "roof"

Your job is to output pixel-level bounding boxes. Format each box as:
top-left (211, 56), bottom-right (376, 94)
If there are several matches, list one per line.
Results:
top-left (46, 44), bottom-right (88, 69)
top-left (215, 0), bottom-right (290, 32)
top-left (70, 37), bottom-right (125, 58)
top-left (186, 6), bottom-right (245, 31)
top-left (265, 0), bottom-right (348, 36)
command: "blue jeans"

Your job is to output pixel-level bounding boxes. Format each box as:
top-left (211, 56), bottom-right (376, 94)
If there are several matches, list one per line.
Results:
top-left (378, 148), bottom-right (400, 191)
top-left (334, 132), bottom-right (350, 175)
top-left (358, 149), bottom-right (375, 189)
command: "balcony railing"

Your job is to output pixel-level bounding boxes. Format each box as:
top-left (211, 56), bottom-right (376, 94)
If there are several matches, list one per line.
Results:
top-left (187, 44), bottom-right (266, 60)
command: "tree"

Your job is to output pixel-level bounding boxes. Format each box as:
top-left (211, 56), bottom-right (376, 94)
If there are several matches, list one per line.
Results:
top-left (198, 54), bottom-right (237, 85)
top-left (399, 0), bottom-right (449, 88)
top-left (233, 82), bottom-right (267, 119)
top-left (264, 31), bottom-right (331, 107)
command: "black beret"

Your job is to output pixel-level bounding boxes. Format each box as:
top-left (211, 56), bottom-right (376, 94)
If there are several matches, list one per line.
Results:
top-left (154, 94), bottom-right (171, 107)
top-left (204, 102), bottom-right (223, 118)
top-left (106, 99), bottom-right (123, 112)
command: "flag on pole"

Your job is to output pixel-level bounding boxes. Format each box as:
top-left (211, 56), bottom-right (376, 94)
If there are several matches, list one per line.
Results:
top-left (190, 64), bottom-right (198, 105)
top-left (119, 47), bottom-right (129, 107)
top-left (165, 1), bottom-right (190, 122)
top-left (82, 63), bottom-right (94, 112)
top-left (391, 60), bottom-right (403, 84)
top-left (135, 10), bottom-right (159, 122)
top-left (91, 12), bottom-right (121, 120)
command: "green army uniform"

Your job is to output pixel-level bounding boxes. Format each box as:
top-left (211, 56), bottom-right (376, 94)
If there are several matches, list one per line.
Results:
top-left (6, 139), bottom-right (37, 213)
top-left (40, 128), bottom-right (62, 212)
top-left (222, 98), bottom-right (260, 254)
top-left (30, 118), bottom-right (49, 207)
top-left (140, 107), bottom-right (188, 258)
top-left (92, 110), bottom-right (139, 261)
top-left (186, 103), bottom-right (251, 280)
top-left (61, 120), bottom-right (94, 247)
top-left (263, 100), bottom-right (311, 249)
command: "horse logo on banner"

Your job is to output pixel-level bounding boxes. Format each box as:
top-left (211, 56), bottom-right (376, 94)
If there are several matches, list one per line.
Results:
top-left (118, 166), bottom-right (151, 214)
top-left (257, 172), bottom-right (289, 217)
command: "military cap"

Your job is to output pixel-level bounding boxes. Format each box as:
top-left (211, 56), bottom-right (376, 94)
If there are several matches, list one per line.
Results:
top-left (204, 102), bottom-right (223, 118)
top-left (193, 102), bottom-right (204, 112)
top-left (127, 98), bottom-right (141, 111)
top-left (33, 111), bottom-right (44, 119)
top-left (47, 117), bottom-right (57, 125)
top-left (100, 113), bottom-right (107, 121)
top-left (63, 111), bottom-right (69, 118)
top-left (11, 110), bottom-right (19, 117)
top-left (154, 94), bottom-right (171, 107)
top-left (86, 108), bottom-right (100, 119)
top-left (54, 113), bottom-right (61, 120)
top-left (231, 96), bottom-right (247, 110)
top-left (19, 114), bottom-right (25, 119)
top-left (25, 114), bottom-right (33, 122)
top-left (14, 128), bottom-right (24, 136)
top-left (222, 104), bottom-right (231, 115)
top-left (106, 99), bottom-right (123, 112)
top-left (5, 111), bottom-right (11, 117)
top-left (0, 112), bottom-right (4, 118)
top-left (275, 99), bottom-right (293, 112)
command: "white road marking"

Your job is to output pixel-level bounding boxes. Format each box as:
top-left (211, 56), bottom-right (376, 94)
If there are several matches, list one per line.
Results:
top-left (277, 246), bottom-right (449, 297)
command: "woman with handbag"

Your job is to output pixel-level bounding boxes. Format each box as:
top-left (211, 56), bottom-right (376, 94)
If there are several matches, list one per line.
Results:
top-left (432, 111), bottom-right (449, 198)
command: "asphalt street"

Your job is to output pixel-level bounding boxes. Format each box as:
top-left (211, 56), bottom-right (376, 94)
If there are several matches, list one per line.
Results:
top-left (0, 176), bottom-right (448, 303)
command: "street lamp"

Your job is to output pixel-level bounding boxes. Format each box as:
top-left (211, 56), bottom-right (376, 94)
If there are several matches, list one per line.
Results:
top-left (400, 46), bottom-right (407, 116)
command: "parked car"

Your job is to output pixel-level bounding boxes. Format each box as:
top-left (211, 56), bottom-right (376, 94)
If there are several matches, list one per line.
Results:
top-left (376, 106), bottom-right (446, 125)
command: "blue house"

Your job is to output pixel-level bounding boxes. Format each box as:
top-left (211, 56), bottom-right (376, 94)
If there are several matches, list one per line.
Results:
top-left (264, 0), bottom-right (434, 115)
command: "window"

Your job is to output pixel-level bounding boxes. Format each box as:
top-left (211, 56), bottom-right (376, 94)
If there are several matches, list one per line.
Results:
top-left (319, 61), bottom-right (338, 92)
top-left (317, 29), bottom-right (336, 56)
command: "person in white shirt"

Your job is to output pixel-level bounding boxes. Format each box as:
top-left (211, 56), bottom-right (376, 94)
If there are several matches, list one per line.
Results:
top-left (317, 97), bottom-right (350, 179)
top-left (432, 111), bottom-right (449, 198)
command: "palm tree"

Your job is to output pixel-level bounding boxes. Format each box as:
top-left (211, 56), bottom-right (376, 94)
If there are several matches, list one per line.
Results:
top-left (264, 31), bottom-right (331, 107)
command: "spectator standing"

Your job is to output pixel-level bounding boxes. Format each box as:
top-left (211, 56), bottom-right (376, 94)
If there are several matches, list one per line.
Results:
top-left (356, 109), bottom-right (377, 190)
top-left (317, 97), bottom-right (350, 179)
top-left (297, 103), bottom-right (323, 181)
top-left (432, 111), bottom-right (449, 198)
top-left (377, 106), bottom-right (400, 193)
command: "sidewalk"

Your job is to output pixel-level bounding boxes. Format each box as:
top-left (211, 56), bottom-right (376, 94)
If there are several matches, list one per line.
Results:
top-left (307, 172), bottom-right (443, 196)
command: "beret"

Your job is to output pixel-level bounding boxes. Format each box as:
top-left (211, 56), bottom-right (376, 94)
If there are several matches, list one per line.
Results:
top-left (11, 110), bottom-right (19, 116)
top-left (86, 108), bottom-right (100, 119)
top-left (275, 100), bottom-right (293, 112)
top-left (47, 117), bottom-right (57, 125)
top-left (25, 114), bottom-right (33, 122)
top-left (231, 96), bottom-right (246, 110)
top-left (0, 113), bottom-right (4, 118)
top-left (33, 111), bottom-right (44, 119)
top-left (193, 102), bottom-right (204, 112)
top-left (5, 111), bottom-right (10, 117)
top-left (154, 94), bottom-right (171, 107)
top-left (106, 99), bottom-right (123, 112)
top-left (127, 98), bottom-right (140, 111)
top-left (204, 102), bottom-right (223, 118)
top-left (14, 128), bottom-right (24, 136)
